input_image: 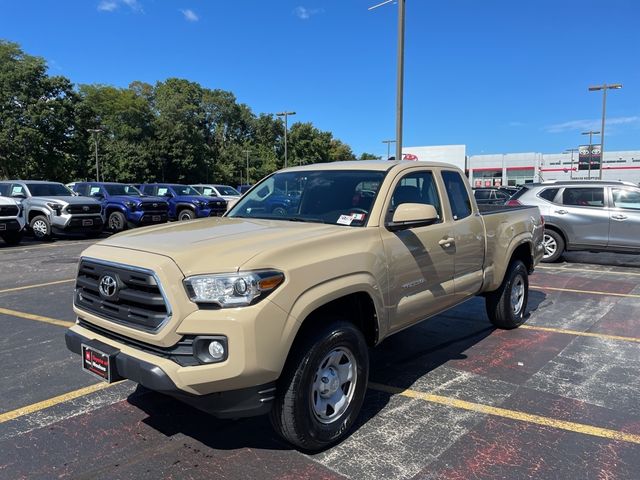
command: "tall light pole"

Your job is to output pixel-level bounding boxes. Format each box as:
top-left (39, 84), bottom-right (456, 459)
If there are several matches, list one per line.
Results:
top-left (382, 139), bottom-right (396, 160)
top-left (581, 130), bottom-right (600, 180)
top-left (369, 0), bottom-right (406, 162)
top-left (563, 148), bottom-right (579, 179)
top-left (243, 149), bottom-right (251, 185)
top-left (589, 83), bottom-right (622, 180)
top-left (276, 111), bottom-right (296, 168)
top-left (87, 128), bottom-right (103, 181)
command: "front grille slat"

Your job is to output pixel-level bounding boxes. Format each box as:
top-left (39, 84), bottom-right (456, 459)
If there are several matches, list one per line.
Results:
top-left (140, 202), bottom-right (169, 212)
top-left (75, 259), bottom-right (171, 332)
top-left (0, 205), bottom-right (19, 216)
top-left (66, 204), bottom-right (102, 214)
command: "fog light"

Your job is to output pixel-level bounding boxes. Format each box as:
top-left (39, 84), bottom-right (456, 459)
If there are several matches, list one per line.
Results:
top-left (208, 340), bottom-right (225, 360)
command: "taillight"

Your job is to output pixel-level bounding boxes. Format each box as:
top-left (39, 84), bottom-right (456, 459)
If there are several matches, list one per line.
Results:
top-left (506, 199), bottom-right (522, 206)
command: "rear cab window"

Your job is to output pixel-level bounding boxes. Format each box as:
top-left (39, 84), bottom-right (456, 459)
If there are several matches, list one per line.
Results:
top-left (442, 171), bottom-right (472, 220)
top-left (562, 187), bottom-right (604, 207)
top-left (538, 188), bottom-right (559, 202)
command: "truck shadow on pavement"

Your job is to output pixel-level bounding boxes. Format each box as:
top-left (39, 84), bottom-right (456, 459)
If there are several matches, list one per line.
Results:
top-left (126, 290), bottom-right (546, 453)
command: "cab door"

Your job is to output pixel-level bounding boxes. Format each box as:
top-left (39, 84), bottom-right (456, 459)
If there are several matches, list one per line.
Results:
top-left (380, 169), bottom-right (457, 333)
top-left (608, 187), bottom-right (640, 249)
top-left (556, 187), bottom-right (608, 246)
top-left (441, 170), bottom-right (485, 299)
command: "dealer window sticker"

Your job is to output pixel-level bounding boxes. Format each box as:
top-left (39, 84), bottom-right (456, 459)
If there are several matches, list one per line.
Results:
top-left (337, 214), bottom-right (354, 225)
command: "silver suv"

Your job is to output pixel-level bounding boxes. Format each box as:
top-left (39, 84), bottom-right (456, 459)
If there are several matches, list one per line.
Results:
top-left (510, 181), bottom-right (640, 261)
top-left (0, 181), bottom-right (104, 240)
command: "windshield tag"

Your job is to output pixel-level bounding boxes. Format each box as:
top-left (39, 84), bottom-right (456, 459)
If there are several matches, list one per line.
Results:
top-left (351, 213), bottom-right (366, 221)
top-left (337, 215), bottom-right (354, 226)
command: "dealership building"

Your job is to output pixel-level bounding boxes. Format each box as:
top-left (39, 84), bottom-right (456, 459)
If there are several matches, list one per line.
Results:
top-left (401, 145), bottom-right (640, 187)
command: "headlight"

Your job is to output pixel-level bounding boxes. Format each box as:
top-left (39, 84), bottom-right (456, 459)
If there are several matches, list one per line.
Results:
top-left (46, 202), bottom-right (62, 214)
top-left (184, 270), bottom-right (284, 307)
top-left (124, 201), bottom-right (137, 210)
top-left (195, 200), bottom-right (207, 207)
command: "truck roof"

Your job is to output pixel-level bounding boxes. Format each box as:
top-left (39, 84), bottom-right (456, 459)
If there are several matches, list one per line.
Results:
top-left (283, 160), bottom-right (460, 172)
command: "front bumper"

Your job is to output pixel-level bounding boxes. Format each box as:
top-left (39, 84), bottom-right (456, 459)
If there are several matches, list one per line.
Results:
top-left (127, 211), bottom-right (169, 226)
top-left (52, 214), bottom-right (104, 232)
top-left (65, 329), bottom-right (275, 418)
top-left (0, 218), bottom-right (22, 232)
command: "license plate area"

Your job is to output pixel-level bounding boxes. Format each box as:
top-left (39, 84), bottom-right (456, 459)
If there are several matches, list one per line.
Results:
top-left (82, 219), bottom-right (94, 226)
top-left (0, 224), bottom-right (6, 231)
top-left (81, 342), bottom-right (119, 383)
top-left (152, 215), bottom-right (161, 222)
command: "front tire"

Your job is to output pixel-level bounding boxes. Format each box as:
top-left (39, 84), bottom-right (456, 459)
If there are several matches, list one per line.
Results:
top-left (30, 215), bottom-right (52, 240)
top-left (486, 260), bottom-right (529, 329)
top-left (178, 209), bottom-right (195, 221)
top-left (270, 320), bottom-right (369, 451)
top-left (107, 211), bottom-right (127, 232)
top-left (1, 231), bottom-right (23, 246)
top-left (541, 229), bottom-right (564, 263)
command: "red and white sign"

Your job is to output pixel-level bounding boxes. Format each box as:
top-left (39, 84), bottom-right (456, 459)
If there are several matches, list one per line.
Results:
top-left (402, 153), bottom-right (418, 161)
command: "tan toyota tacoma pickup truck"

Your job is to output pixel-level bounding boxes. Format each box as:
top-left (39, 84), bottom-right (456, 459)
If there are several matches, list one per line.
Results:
top-left (66, 161), bottom-right (544, 450)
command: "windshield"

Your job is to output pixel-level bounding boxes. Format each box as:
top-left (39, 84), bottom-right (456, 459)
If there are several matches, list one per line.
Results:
top-left (171, 185), bottom-right (201, 196)
top-left (216, 186), bottom-right (240, 196)
top-left (26, 183), bottom-right (73, 197)
top-left (227, 169), bottom-right (386, 226)
top-left (104, 184), bottom-right (143, 196)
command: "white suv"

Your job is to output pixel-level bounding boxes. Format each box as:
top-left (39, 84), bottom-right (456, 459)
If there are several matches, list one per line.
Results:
top-left (0, 196), bottom-right (25, 245)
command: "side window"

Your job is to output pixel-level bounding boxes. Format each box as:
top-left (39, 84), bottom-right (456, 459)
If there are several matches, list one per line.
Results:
top-left (89, 186), bottom-right (102, 197)
top-left (11, 184), bottom-right (26, 197)
top-left (157, 187), bottom-right (169, 197)
top-left (0, 184), bottom-right (10, 196)
top-left (202, 187), bottom-right (214, 196)
top-left (145, 186), bottom-right (157, 196)
top-left (389, 171), bottom-right (442, 220)
top-left (442, 171), bottom-right (472, 220)
top-left (495, 191), bottom-right (509, 199)
top-left (562, 188), bottom-right (604, 207)
top-left (474, 190), bottom-right (490, 200)
top-left (75, 184), bottom-right (89, 196)
top-left (538, 188), bottom-right (559, 202)
top-left (611, 189), bottom-right (640, 210)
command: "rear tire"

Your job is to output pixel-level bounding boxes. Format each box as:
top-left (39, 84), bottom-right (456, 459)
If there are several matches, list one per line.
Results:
top-left (270, 320), bottom-right (369, 451)
top-left (30, 215), bottom-right (51, 240)
top-left (178, 209), bottom-right (195, 221)
top-left (1, 231), bottom-right (23, 246)
top-left (107, 211), bottom-right (127, 232)
top-left (486, 260), bottom-right (529, 329)
top-left (541, 229), bottom-right (564, 263)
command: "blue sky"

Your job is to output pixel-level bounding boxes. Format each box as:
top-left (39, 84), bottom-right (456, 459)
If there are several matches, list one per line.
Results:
top-left (1, 0), bottom-right (638, 157)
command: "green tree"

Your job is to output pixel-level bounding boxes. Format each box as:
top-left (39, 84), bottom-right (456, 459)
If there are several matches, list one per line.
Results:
top-left (359, 152), bottom-right (381, 160)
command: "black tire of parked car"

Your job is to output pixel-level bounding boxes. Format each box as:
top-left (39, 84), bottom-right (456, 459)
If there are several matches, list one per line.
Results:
top-left (30, 215), bottom-right (52, 240)
top-left (108, 211), bottom-right (127, 232)
top-left (270, 320), bottom-right (369, 452)
top-left (0, 231), bottom-right (23, 246)
top-left (541, 229), bottom-right (565, 263)
top-left (178, 209), bottom-right (195, 221)
top-left (485, 259), bottom-right (529, 329)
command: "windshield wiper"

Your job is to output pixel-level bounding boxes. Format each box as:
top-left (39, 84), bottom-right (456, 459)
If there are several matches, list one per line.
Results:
top-left (285, 216), bottom-right (326, 224)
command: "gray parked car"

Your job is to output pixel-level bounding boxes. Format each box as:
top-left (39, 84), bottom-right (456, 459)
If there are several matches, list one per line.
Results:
top-left (509, 181), bottom-right (640, 262)
top-left (0, 181), bottom-right (104, 240)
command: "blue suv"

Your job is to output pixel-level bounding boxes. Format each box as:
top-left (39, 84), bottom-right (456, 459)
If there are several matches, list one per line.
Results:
top-left (139, 184), bottom-right (227, 221)
top-left (73, 182), bottom-right (169, 232)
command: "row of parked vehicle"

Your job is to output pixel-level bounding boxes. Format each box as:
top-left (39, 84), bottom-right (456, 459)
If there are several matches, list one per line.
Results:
top-left (0, 180), bottom-right (246, 245)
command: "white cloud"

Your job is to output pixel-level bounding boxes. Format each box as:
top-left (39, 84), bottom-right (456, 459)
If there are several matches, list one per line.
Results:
top-left (97, 1), bottom-right (118, 12)
top-left (97, 0), bottom-right (143, 13)
top-left (181, 9), bottom-right (199, 22)
top-left (294, 6), bottom-right (323, 20)
top-left (545, 116), bottom-right (640, 133)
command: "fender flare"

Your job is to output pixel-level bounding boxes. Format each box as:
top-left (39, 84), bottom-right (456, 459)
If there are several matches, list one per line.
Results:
top-left (484, 233), bottom-right (534, 292)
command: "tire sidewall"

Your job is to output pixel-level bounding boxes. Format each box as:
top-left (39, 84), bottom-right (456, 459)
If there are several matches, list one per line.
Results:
top-left (108, 211), bottom-right (126, 232)
top-left (30, 215), bottom-right (51, 239)
top-left (289, 324), bottom-right (369, 449)
top-left (542, 229), bottom-right (564, 263)
top-left (178, 209), bottom-right (195, 221)
top-left (504, 261), bottom-right (529, 327)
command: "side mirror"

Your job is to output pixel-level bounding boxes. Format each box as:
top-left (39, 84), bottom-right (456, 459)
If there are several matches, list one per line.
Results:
top-left (12, 193), bottom-right (26, 199)
top-left (386, 203), bottom-right (439, 232)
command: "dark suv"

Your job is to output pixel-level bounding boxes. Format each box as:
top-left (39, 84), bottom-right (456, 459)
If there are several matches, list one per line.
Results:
top-left (73, 182), bottom-right (169, 232)
top-left (510, 181), bottom-right (640, 261)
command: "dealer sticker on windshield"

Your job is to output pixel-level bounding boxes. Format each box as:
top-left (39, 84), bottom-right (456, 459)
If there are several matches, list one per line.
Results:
top-left (337, 214), bottom-right (354, 225)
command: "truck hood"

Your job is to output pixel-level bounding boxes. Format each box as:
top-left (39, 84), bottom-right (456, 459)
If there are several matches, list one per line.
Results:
top-left (97, 217), bottom-right (341, 275)
top-left (173, 195), bottom-right (223, 204)
top-left (35, 196), bottom-right (101, 206)
top-left (108, 195), bottom-right (167, 205)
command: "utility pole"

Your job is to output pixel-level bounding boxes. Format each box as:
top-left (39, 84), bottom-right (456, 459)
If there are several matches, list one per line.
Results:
top-left (382, 139), bottom-right (396, 160)
top-left (588, 83), bottom-right (622, 180)
top-left (581, 131), bottom-right (600, 180)
top-left (243, 149), bottom-right (251, 185)
top-left (276, 111), bottom-right (296, 168)
top-left (87, 128), bottom-right (103, 181)
top-left (369, 0), bottom-right (406, 162)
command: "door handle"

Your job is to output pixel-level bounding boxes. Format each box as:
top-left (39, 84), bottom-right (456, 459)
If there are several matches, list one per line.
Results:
top-left (611, 214), bottom-right (628, 220)
top-left (555, 209), bottom-right (568, 215)
top-left (438, 237), bottom-right (455, 248)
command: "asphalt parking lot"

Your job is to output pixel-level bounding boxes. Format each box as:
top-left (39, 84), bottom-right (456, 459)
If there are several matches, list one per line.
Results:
top-left (1, 238), bottom-right (639, 479)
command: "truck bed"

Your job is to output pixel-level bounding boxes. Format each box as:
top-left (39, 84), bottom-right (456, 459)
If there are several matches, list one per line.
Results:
top-left (478, 204), bottom-right (538, 215)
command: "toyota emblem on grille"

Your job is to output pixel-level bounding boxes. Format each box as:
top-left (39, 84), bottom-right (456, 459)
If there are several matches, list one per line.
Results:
top-left (98, 275), bottom-right (118, 298)
top-left (152, 203), bottom-right (158, 207)
top-left (82, 206), bottom-right (89, 212)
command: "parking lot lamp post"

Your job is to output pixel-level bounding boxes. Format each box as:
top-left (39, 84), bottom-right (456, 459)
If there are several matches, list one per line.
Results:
top-left (369, 0), bottom-right (406, 162)
top-left (87, 128), bottom-right (103, 181)
top-left (589, 83), bottom-right (622, 180)
top-left (581, 130), bottom-right (600, 180)
top-left (276, 111), bottom-right (296, 168)
top-left (382, 139), bottom-right (396, 160)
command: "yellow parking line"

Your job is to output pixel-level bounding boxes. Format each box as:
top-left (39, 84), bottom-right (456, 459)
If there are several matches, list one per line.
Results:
top-left (0, 382), bottom-right (120, 424)
top-left (520, 325), bottom-right (640, 343)
top-left (0, 278), bottom-right (75, 295)
top-left (530, 285), bottom-right (640, 299)
top-left (537, 265), bottom-right (640, 277)
top-left (369, 383), bottom-right (640, 445)
top-left (0, 307), bottom-right (74, 328)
